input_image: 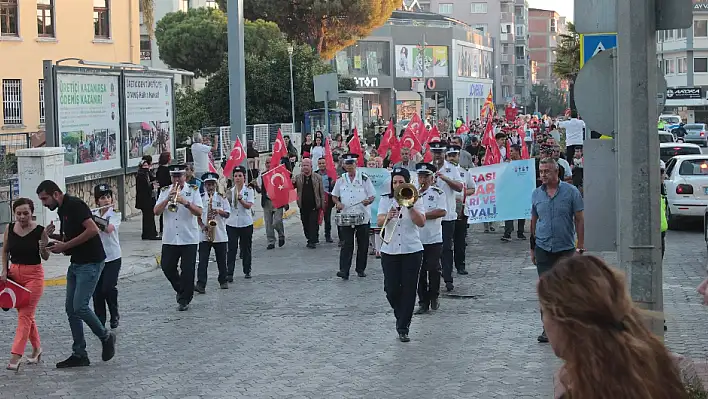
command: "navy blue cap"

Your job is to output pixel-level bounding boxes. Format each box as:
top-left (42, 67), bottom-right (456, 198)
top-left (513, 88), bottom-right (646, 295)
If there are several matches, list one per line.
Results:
top-left (201, 172), bottom-right (219, 182)
top-left (94, 183), bottom-right (112, 198)
top-left (391, 167), bottom-right (410, 181)
top-left (429, 141), bottom-right (447, 151)
top-left (415, 162), bottom-right (437, 175)
top-left (232, 165), bottom-right (247, 175)
top-left (169, 164), bottom-right (187, 174)
top-left (342, 153), bottom-right (359, 163)
top-left (446, 144), bottom-right (461, 154)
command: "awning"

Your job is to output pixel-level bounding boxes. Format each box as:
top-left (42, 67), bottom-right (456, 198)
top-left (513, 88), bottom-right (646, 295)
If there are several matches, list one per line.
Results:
top-left (339, 90), bottom-right (376, 97)
top-left (396, 91), bottom-right (423, 101)
top-left (666, 99), bottom-right (708, 107)
top-left (141, 122), bottom-right (151, 130)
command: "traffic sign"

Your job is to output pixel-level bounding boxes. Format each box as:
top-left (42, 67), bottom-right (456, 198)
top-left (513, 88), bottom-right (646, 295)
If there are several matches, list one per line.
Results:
top-left (580, 34), bottom-right (617, 68)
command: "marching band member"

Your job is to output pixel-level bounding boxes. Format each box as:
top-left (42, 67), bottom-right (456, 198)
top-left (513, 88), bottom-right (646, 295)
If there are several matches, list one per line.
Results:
top-left (446, 145), bottom-right (470, 275)
top-left (331, 153), bottom-right (376, 280)
top-left (377, 167), bottom-right (426, 342)
top-left (195, 172), bottom-right (231, 293)
top-left (154, 165), bottom-right (203, 312)
top-left (413, 163), bottom-right (447, 315)
top-left (225, 165), bottom-right (255, 280)
top-left (430, 142), bottom-right (464, 292)
top-left (92, 184), bottom-right (122, 329)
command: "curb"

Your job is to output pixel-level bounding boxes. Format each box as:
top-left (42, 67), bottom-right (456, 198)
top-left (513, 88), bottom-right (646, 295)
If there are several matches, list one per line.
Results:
top-left (43, 207), bottom-right (299, 286)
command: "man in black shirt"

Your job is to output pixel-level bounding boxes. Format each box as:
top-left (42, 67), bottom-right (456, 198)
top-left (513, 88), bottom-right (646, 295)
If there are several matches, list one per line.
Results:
top-left (36, 180), bottom-right (116, 368)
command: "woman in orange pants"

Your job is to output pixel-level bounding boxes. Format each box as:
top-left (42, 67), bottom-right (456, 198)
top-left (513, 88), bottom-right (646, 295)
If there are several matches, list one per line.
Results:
top-left (1, 198), bottom-right (50, 371)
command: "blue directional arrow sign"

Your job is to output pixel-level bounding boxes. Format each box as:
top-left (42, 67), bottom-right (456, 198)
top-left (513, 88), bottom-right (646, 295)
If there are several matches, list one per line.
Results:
top-left (580, 34), bottom-right (617, 68)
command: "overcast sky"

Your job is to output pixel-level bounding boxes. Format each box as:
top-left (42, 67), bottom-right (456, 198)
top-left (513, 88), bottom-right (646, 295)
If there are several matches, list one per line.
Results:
top-left (527, 0), bottom-right (573, 21)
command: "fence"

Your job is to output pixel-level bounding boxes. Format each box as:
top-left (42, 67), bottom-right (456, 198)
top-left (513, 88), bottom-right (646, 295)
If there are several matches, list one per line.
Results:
top-left (0, 133), bottom-right (31, 230)
top-left (199, 123), bottom-right (300, 160)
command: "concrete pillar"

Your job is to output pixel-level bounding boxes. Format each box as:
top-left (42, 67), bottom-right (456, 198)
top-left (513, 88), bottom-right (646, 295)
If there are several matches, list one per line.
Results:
top-left (16, 147), bottom-right (65, 227)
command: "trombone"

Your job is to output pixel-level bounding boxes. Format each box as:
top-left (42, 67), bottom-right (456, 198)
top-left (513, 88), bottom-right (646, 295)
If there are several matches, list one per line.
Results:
top-left (380, 183), bottom-right (420, 244)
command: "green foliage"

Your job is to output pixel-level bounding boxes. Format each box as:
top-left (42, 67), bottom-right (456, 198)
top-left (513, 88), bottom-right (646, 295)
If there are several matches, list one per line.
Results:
top-left (527, 84), bottom-right (567, 117)
top-left (174, 86), bottom-right (211, 145)
top-left (339, 76), bottom-right (357, 91)
top-left (154, 7), bottom-right (228, 78)
top-left (553, 22), bottom-right (580, 112)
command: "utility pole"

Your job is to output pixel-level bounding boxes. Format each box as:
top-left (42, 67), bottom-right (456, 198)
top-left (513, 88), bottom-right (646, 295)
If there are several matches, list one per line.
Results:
top-left (227, 0), bottom-right (247, 166)
top-left (419, 33), bottom-right (426, 120)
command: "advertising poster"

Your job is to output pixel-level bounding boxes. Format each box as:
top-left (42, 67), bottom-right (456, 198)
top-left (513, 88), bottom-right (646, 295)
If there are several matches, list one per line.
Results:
top-left (124, 76), bottom-right (174, 167)
top-left (465, 160), bottom-right (536, 224)
top-left (395, 45), bottom-right (449, 78)
top-left (457, 42), bottom-right (493, 80)
top-left (56, 73), bottom-right (121, 177)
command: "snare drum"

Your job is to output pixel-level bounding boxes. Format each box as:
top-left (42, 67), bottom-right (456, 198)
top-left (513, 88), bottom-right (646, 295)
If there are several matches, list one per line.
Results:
top-left (335, 213), bottom-right (365, 227)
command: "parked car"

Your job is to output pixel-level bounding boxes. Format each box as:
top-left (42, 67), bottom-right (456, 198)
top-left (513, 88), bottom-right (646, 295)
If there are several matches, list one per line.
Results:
top-left (664, 155), bottom-right (708, 229)
top-left (659, 131), bottom-right (675, 143)
top-left (660, 142), bottom-right (701, 163)
top-left (683, 123), bottom-right (708, 146)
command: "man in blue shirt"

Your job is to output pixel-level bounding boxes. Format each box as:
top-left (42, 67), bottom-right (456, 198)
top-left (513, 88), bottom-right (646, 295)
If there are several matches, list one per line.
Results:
top-left (530, 157), bottom-right (585, 343)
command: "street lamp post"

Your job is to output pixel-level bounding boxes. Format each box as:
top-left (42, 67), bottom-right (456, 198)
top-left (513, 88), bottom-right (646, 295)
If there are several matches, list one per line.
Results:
top-left (287, 45), bottom-right (296, 133)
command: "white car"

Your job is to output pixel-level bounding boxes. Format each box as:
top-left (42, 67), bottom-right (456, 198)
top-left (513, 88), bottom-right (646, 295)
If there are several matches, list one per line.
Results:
top-left (660, 142), bottom-right (701, 163)
top-left (664, 154), bottom-right (708, 229)
top-left (659, 131), bottom-right (675, 143)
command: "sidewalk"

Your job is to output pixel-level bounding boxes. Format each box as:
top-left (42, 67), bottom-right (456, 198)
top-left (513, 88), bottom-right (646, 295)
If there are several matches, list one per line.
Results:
top-left (43, 200), bottom-right (299, 285)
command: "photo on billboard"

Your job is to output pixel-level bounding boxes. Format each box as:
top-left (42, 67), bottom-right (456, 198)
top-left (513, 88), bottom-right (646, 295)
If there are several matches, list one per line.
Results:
top-left (56, 72), bottom-right (122, 177)
top-left (456, 42), bottom-right (493, 80)
top-left (395, 45), bottom-right (449, 78)
top-left (124, 76), bottom-right (174, 167)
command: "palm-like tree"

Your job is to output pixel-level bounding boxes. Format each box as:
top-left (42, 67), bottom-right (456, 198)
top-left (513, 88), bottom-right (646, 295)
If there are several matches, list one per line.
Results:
top-left (140, 0), bottom-right (155, 38)
top-left (553, 22), bottom-right (580, 112)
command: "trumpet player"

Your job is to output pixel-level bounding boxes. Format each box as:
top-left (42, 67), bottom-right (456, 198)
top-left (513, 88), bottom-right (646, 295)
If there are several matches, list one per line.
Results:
top-left (377, 167), bottom-right (426, 343)
top-left (195, 172), bottom-right (231, 294)
top-left (154, 165), bottom-right (203, 312)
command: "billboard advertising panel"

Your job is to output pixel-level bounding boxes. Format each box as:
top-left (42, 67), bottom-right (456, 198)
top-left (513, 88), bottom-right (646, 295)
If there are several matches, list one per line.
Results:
top-left (395, 45), bottom-right (449, 78)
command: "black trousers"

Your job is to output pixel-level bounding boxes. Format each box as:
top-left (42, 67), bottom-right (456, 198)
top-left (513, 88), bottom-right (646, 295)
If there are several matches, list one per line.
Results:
top-left (141, 206), bottom-right (158, 239)
top-left (227, 225), bottom-right (253, 276)
top-left (161, 244), bottom-right (198, 306)
top-left (504, 219), bottom-right (526, 237)
top-left (418, 243), bottom-right (442, 306)
top-left (453, 218), bottom-right (467, 272)
top-left (324, 198), bottom-right (334, 239)
top-left (159, 214), bottom-right (164, 235)
top-left (197, 241), bottom-right (228, 287)
top-left (92, 258), bottom-right (121, 326)
top-left (301, 207), bottom-right (320, 245)
top-left (534, 247), bottom-right (575, 277)
top-left (339, 223), bottom-right (369, 275)
top-left (566, 144), bottom-right (581, 162)
top-left (381, 251), bottom-right (424, 335)
top-left (661, 231), bottom-right (666, 259)
top-left (441, 221), bottom-right (456, 283)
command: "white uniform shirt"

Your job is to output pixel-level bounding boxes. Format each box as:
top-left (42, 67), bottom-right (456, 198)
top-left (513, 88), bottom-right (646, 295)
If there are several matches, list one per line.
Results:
top-left (331, 170), bottom-right (377, 224)
top-left (93, 207), bottom-right (121, 262)
top-left (418, 186), bottom-right (447, 245)
top-left (200, 192), bottom-right (231, 243)
top-left (225, 185), bottom-right (255, 228)
top-left (434, 160), bottom-right (463, 222)
top-left (158, 184), bottom-right (203, 245)
top-left (377, 195), bottom-right (425, 255)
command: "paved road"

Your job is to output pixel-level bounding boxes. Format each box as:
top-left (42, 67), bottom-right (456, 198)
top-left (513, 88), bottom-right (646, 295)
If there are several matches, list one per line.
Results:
top-left (1, 217), bottom-right (707, 398)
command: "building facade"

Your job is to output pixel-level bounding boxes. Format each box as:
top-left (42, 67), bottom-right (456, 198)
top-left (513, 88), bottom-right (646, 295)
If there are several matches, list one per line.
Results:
top-left (0, 0), bottom-right (139, 139)
top-left (528, 8), bottom-right (565, 91)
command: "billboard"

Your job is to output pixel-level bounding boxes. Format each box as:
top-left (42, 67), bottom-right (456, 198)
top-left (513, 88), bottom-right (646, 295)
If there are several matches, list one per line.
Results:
top-left (124, 76), bottom-right (174, 167)
top-left (56, 72), bottom-right (122, 177)
top-left (395, 45), bottom-right (449, 78)
top-left (456, 42), bottom-right (493, 79)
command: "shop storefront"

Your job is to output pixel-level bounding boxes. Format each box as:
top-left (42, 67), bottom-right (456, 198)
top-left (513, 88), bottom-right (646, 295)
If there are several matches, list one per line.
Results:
top-left (451, 40), bottom-right (494, 121)
top-left (664, 87), bottom-right (706, 123)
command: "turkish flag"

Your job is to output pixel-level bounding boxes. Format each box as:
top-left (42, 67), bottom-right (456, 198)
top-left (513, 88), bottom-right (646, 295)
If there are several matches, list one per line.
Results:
top-left (518, 127), bottom-right (530, 160)
top-left (456, 123), bottom-right (470, 135)
top-left (324, 138), bottom-right (338, 181)
top-left (261, 164), bottom-right (295, 209)
top-left (348, 130), bottom-right (365, 167)
top-left (483, 144), bottom-right (503, 165)
top-left (400, 128), bottom-right (422, 155)
top-left (0, 279), bottom-right (31, 309)
top-left (223, 137), bottom-right (246, 177)
top-left (378, 120), bottom-right (397, 155)
top-left (427, 126), bottom-right (440, 144)
top-left (481, 117), bottom-right (496, 148)
top-left (404, 113), bottom-right (425, 144)
top-left (423, 142), bottom-right (433, 163)
top-left (208, 161), bottom-right (218, 174)
top-left (269, 129), bottom-right (287, 170)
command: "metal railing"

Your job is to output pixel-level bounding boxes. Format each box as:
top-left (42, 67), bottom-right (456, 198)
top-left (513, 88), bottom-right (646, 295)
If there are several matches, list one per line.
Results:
top-left (0, 133), bottom-right (30, 230)
top-left (199, 123), bottom-right (298, 160)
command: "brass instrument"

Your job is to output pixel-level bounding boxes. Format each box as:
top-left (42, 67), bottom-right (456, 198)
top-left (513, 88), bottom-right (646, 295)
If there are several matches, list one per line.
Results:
top-left (380, 183), bottom-right (420, 244)
top-left (167, 183), bottom-right (182, 212)
top-left (90, 204), bottom-right (115, 231)
top-left (206, 193), bottom-right (217, 242)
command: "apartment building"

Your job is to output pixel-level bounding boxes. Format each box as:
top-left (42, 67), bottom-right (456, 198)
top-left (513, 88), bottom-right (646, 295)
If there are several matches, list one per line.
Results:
top-left (0, 0), bottom-right (139, 141)
top-left (528, 8), bottom-right (565, 91)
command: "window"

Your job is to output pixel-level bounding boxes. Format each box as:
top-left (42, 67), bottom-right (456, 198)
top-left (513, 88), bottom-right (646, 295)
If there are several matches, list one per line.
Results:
top-left (473, 24), bottom-right (487, 34)
top-left (678, 57), bottom-right (687, 74)
top-left (470, 2), bottom-right (487, 13)
top-left (502, 86), bottom-right (511, 98)
top-left (2, 79), bottom-right (22, 126)
top-left (336, 41), bottom-right (390, 76)
top-left (695, 20), bottom-right (708, 37)
top-left (93, 0), bottom-right (110, 38)
top-left (205, 0), bottom-right (218, 8)
top-left (0, 0), bottom-right (18, 36)
top-left (676, 29), bottom-right (686, 39)
top-left (695, 57), bottom-right (708, 73)
top-left (501, 24), bottom-right (512, 34)
top-left (515, 85), bottom-right (524, 95)
top-left (678, 159), bottom-right (708, 176)
top-left (140, 37), bottom-right (151, 60)
top-left (37, 0), bottom-right (54, 37)
top-left (665, 30), bottom-right (674, 40)
top-left (550, 19), bottom-right (557, 32)
top-left (38, 79), bottom-right (45, 124)
top-left (439, 3), bottom-right (452, 14)
top-left (516, 25), bottom-right (524, 37)
top-left (516, 65), bottom-right (525, 76)
top-left (664, 59), bottom-right (675, 75)
top-left (179, 0), bottom-right (190, 12)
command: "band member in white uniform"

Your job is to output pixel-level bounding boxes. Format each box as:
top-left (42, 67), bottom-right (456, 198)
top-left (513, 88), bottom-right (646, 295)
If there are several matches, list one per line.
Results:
top-left (430, 142), bottom-right (464, 292)
top-left (331, 153), bottom-right (376, 280)
top-left (195, 172), bottom-right (231, 293)
top-left (413, 163), bottom-right (447, 315)
top-left (225, 165), bottom-right (255, 280)
top-left (446, 144), bottom-right (469, 275)
top-left (377, 167), bottom-right (426, 342)
top-left (91, 184), bottom-right (122, 329)
top-left (154, 165), bottom-right (203, 311)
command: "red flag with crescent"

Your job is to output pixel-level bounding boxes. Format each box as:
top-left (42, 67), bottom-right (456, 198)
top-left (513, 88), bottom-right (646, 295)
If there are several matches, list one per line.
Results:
top-left (223, 137), bottom-right (246, 177)
top-left (0, 279), bottom-right (31, 309)
top-left (481, 117), bottom-right (496, 148)
top-left (518, 127), bottom-right (530, 160)
top-left (378, 120), bottom-right (397, 155)
top-left (269, 129), bottom-right (287, 170)
top-left (404, 113), bottom-right (425, 144)
top-left (456, 123), bottom-right (470, 135)
top-left (348, 131), bottom-right (365, 167)
top-left (423, 142), bottom-right (433, 163)
top-left (324, 137), bottom-right (338, 181)
top-left (400, 128), bottom-right (422, 155)
top-left (208, 161), bottom-right (218, 173)
top-left (261, 164), bottom-right (295, 209)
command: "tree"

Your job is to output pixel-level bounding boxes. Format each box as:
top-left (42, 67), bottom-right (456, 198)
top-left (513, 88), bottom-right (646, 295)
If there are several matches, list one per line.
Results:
top-left (154, 7), bottom-right (228, 78)
top-left (139, 0), bottom-right (155, 38)
top-left (219, 0), bottom-right (398, 59)
top-left (527, 84), bottom-right (567, 117)
top-left (174, 86), bottom-right (211, 145)
top-left (553, 22), bottom-right (580, 113)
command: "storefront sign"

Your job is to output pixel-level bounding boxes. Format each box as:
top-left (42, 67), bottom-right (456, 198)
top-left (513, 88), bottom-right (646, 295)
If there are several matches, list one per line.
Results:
top-left (666, 87), bottom-right (702, 100)
top-left (354, 77), bottom-right (379, 88)
top-left (469, 83), bottom-right (484, 97)
top-left (695, 0), bottom-right (708, 10)
top-left (411, 78), bottom-right (436, 90)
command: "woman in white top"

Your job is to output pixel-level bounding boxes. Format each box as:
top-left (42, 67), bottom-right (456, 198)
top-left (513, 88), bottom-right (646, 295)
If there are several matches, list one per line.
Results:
top-left (310, 136), bottom-right (325, 164)
top-left (91, 184), bottom-right (122, 330)
top-left (225, 166), bottom-right (255, 280)
top-left (377, 167), bottom-right (426, 342)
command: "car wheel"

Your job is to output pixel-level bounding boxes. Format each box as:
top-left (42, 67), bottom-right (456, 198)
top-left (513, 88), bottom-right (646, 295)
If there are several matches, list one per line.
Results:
top-left (667, 207), bottom-right (680, 230)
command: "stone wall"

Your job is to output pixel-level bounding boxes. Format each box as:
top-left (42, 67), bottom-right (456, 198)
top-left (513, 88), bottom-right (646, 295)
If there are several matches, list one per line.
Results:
top-left (66, 173), bottom-right (140, 218)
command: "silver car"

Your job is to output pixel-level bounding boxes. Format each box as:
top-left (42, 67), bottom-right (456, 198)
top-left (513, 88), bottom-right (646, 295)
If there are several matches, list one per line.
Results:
top-left (683, 123), bottom-right (708, 147)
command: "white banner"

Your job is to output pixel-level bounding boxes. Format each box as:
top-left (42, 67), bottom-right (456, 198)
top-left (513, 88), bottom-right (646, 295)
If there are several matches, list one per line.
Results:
top-left (124, 76), bottom-right (174, 167)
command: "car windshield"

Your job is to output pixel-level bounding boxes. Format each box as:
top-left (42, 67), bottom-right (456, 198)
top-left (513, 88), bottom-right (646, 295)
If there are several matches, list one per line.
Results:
top-left (661, 116), bottom-right (680, 124)
top-left (660, 146), bottom-right (701, 160)
top-left (678, 159), bottom-right (708, 175)
top-left (659, 134), bottom-right (674, 143)
top-left (684, 124), bottom-right (704, 130)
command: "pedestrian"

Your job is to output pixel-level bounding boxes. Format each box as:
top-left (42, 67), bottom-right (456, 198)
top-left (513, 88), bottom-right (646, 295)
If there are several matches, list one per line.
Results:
top-left (191, 133), bottom-right (218, 179)
top-left (293, 158), bottom-right (325, 249)
top-left (558, 110), bottom-right (586, 161)
top-left (377, 167), bottom-right (426, 342)
top-left (154, 165), bottom-right (203, 312)
top-left (136, 159), bottom-right (159, 240)
top-left (530, 158), bottom-right (585, 343)
top-left (91, 184), bottom-right (122, 330)
top-left (1, 198), bottom-right (50, 371)
top-left (501, 145), bottom-right (527, 242)
top-left (225, 166), bottom-right (255, 280)
top-left (446, 144), bottom-right (469, 275)
top-left (36, 180), bottom-right (116, 368)
top-left (254, 158), bottom-right (286, 249)
top-left (316, 157), bottom-right (336, 243)
top-left (195, 172), bottom-right (231, 293)
top-left (156, 151), bottom-right (172, 237)
top-left (413, 163), bottom-right (447, 315)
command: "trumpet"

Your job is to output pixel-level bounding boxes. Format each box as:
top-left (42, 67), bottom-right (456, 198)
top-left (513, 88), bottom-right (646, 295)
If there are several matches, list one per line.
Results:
top-left (206, 193), bottom-right (217, 242)
top-left (380, 183), bottom-right (420, 244)
top-left (167, 183), bottom-right (182, 212)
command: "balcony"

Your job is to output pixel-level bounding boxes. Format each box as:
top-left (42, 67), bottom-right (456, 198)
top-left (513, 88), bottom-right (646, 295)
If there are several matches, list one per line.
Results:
top-left (516, 35), bottom-right (527, 44)
top-left (501, 54), bottom-right (511, 63)
top-left (500, 33), bottom-right (515, 43)
top-left (516, 55), bottom-right (526, 63)
top-left (501, 12), bottom-right (513, 22)
top-left (502, 75), bottom-right (513, 85)
top-left (516, 77), bottom-right (526, 85)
